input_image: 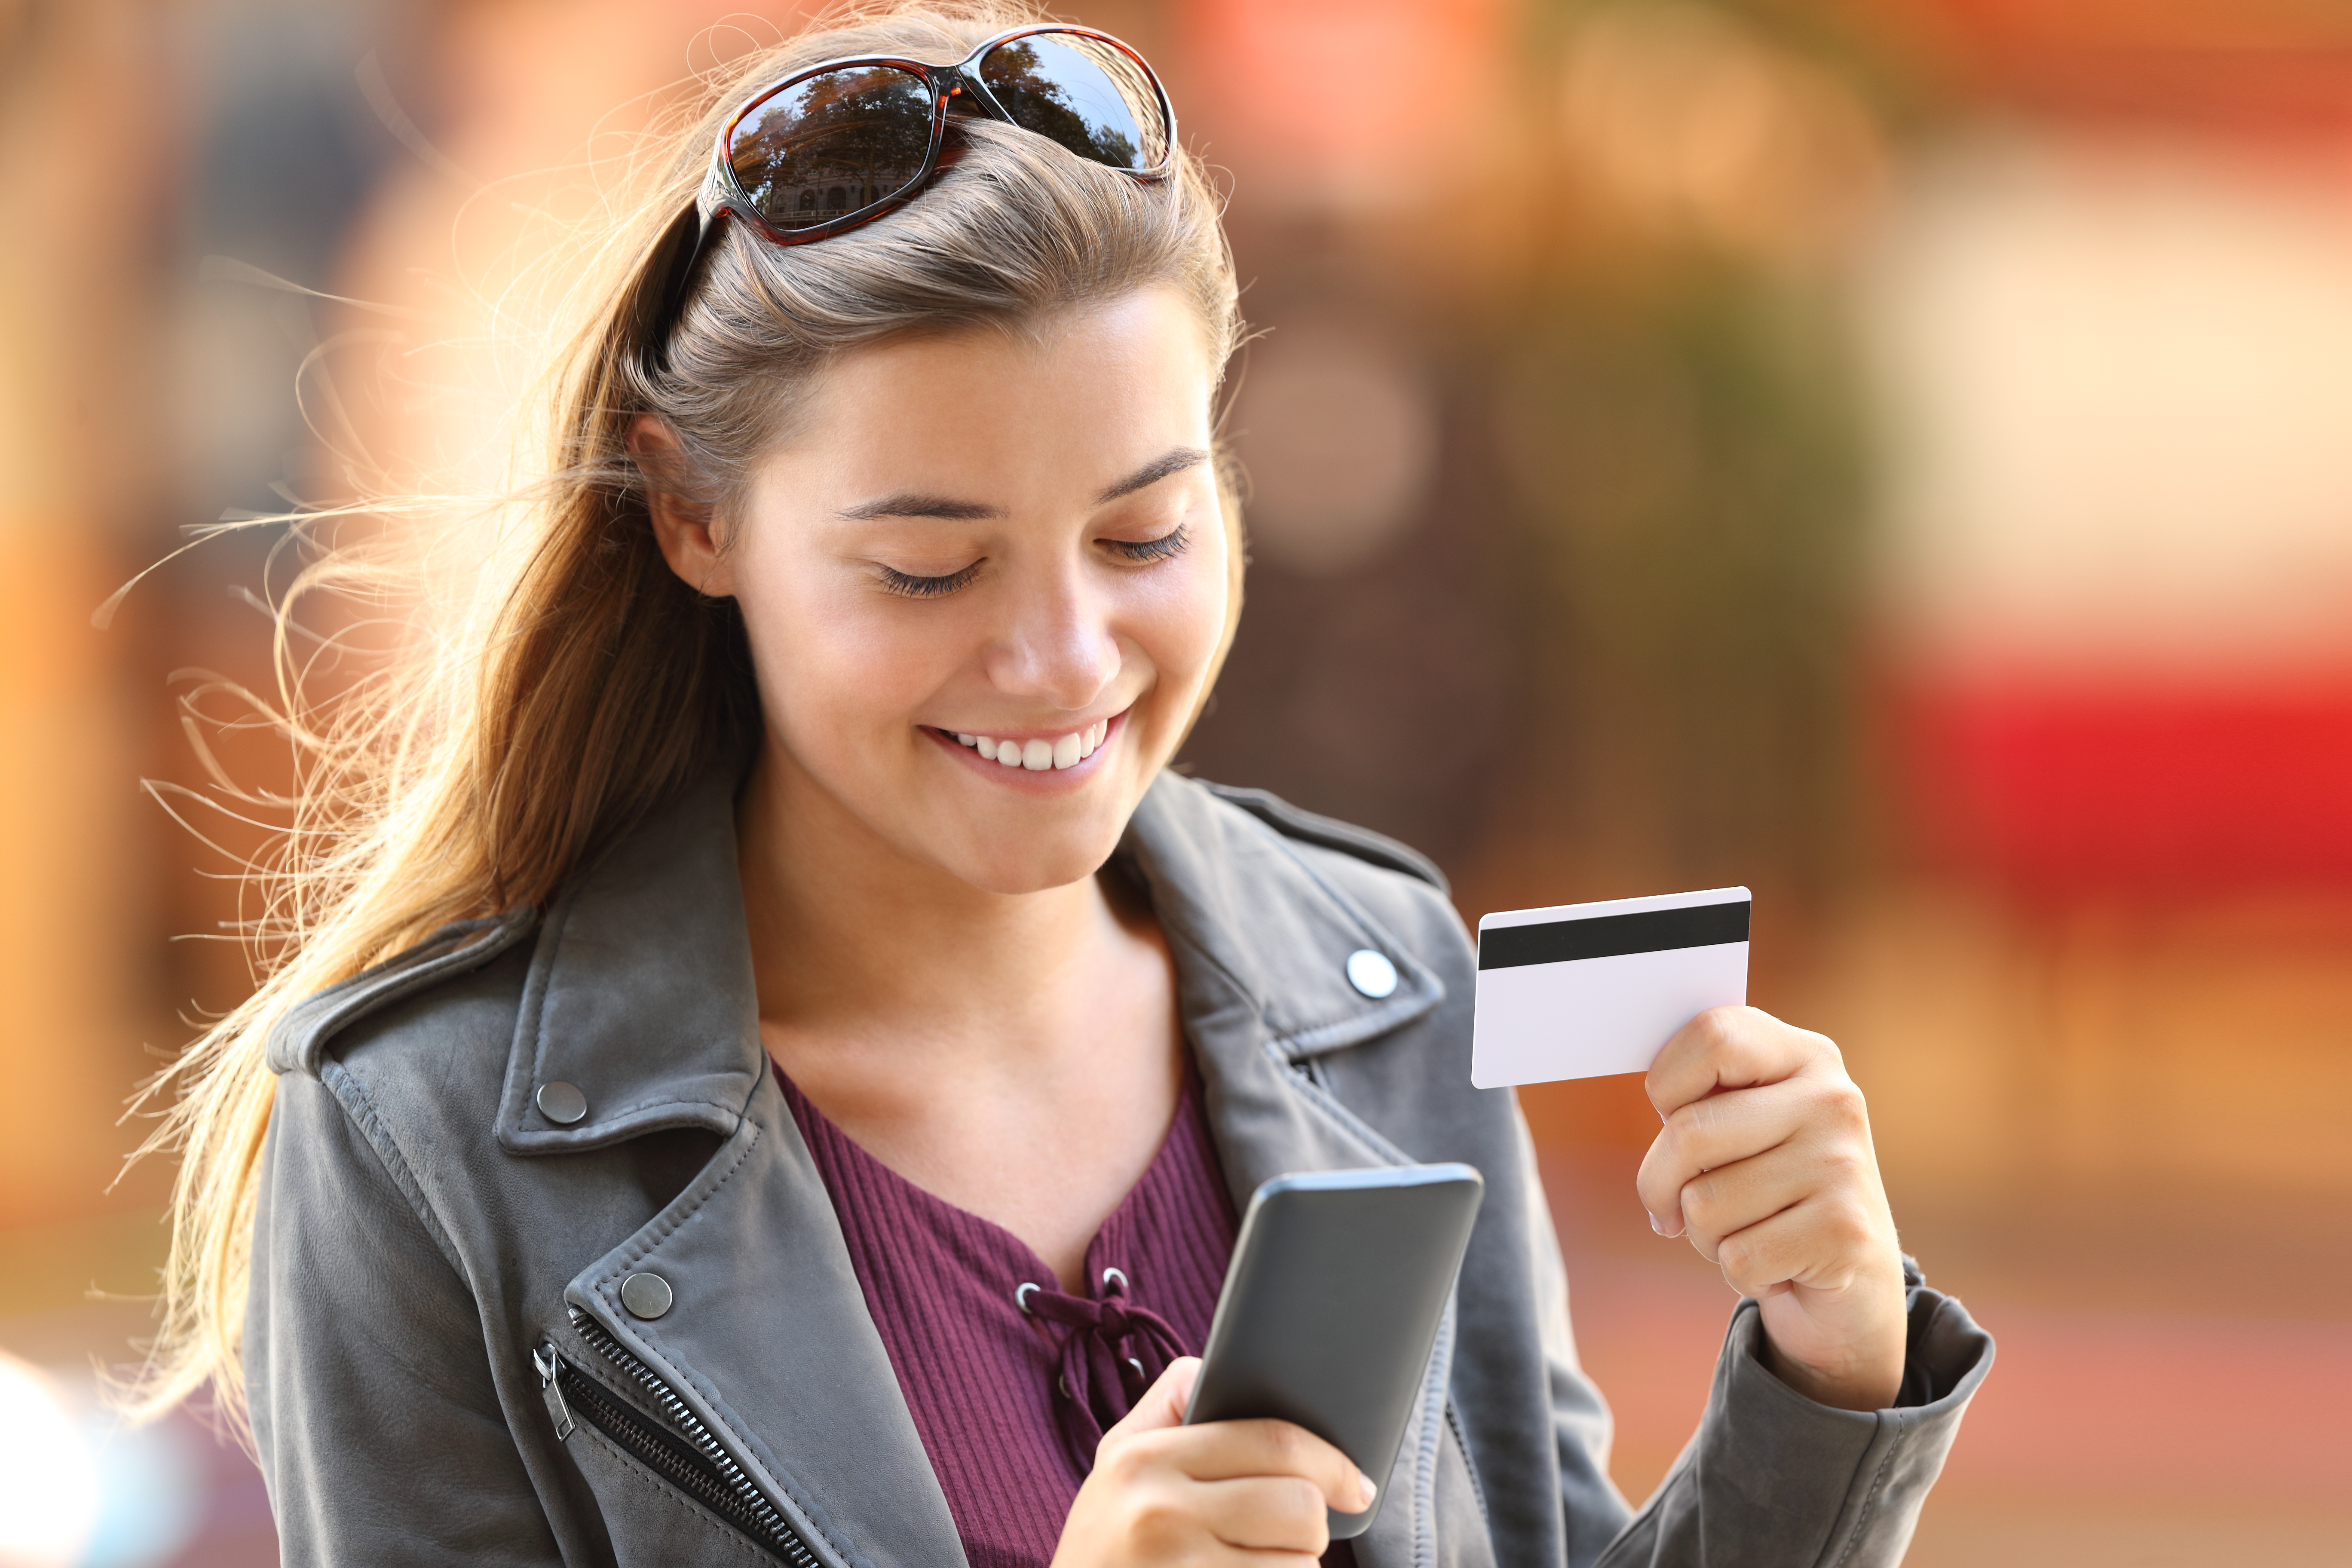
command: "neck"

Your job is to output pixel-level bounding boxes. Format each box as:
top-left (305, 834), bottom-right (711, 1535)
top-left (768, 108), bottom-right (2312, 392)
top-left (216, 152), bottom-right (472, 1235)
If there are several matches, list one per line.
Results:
top-left (736, 739), bottom-right (1142, 1073)
top-left (735, 734), bottom-right (1185, 1285)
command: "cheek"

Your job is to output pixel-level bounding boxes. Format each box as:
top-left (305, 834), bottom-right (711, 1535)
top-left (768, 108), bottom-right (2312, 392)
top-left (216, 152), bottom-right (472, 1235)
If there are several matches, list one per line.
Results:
top-left (1145, 529), bottom-right (1233, 681)
top-left (730, 548), bottom-right (943, 740)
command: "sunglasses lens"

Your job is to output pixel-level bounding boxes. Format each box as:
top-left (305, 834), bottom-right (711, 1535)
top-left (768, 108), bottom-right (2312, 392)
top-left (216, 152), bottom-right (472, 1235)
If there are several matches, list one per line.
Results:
top-left (729, 65), bottom-right (935, 232)
top-left (978, 34), bottom-right (1167, 173)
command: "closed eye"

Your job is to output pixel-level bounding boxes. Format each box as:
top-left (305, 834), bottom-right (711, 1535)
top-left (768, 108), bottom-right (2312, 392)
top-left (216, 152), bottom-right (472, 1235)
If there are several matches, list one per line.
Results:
top-left (1106, 524), bottom-right (1190, 564)
top-left (876, 523), bottom-right (1188, 597)
top-left (877, 560), bottom-right (983, 598)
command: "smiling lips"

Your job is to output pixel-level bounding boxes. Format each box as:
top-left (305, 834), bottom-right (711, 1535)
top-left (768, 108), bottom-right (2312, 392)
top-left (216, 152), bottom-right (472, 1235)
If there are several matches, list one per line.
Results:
top-left (950, 720), bottom-right (1110, 772)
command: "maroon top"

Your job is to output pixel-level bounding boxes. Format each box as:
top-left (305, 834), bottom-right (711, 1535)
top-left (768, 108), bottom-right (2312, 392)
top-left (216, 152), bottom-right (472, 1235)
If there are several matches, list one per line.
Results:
top-left (780, 1066), bottom-right (1240, 1568)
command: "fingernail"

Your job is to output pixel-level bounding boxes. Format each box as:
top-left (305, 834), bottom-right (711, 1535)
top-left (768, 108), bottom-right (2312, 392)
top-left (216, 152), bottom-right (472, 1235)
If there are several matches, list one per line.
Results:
top-left (1648, 1212), bottom-right (1667, 1236)
top-left (1356, 1469), bottom-right (1378, 1507)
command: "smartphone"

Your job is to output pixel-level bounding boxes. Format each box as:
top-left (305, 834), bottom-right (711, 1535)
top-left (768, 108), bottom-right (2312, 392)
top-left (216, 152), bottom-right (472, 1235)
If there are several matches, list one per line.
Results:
top-left (1182, 1163), bottom-right (1485, 1539)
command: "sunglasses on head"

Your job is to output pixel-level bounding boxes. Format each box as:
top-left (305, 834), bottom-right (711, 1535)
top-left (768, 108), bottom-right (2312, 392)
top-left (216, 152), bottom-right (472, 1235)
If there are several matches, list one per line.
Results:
top-left (670, 25), bottom-right (1174, 302)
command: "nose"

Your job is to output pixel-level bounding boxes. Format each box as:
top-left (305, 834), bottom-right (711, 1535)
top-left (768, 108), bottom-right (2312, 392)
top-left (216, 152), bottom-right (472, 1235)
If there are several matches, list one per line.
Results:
top-left (983, 560), bottom-right (1121, 712)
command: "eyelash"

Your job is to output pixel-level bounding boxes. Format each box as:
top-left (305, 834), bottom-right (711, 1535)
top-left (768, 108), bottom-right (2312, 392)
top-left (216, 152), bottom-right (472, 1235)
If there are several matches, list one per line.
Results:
top-left (874, 525), bottom-right (1191, 599)
top-left (1112, 524), bottom-right (1191, 564)
top-left (877, 561), bottom-right (983, 599)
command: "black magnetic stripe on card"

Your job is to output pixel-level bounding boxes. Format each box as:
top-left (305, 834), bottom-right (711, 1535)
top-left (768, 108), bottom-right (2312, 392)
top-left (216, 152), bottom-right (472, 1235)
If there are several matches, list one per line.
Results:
top-left (1477, 900), bottom-right (1750, 970)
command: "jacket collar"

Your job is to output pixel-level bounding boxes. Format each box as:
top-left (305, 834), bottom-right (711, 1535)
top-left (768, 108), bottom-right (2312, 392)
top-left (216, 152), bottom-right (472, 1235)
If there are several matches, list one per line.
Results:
top-left (493, 763), bottom-right (764, 1152)
top-left (1120, 771), bottom-right (1446, 1062)
top-left (493, 764), bottom-right (1445, 1158)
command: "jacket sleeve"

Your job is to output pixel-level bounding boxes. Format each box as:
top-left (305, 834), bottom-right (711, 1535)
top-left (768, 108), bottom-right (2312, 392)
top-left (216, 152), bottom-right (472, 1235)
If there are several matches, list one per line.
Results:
top-left (1514, 1128), bottom-right (1996, 1568)
top-left (248, 1063), bottom-right (568, 1566)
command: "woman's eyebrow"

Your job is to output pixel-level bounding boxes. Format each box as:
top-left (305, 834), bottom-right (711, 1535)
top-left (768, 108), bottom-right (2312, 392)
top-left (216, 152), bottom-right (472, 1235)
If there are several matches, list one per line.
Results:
top-left (835, 447), bottom-right (1209, 521)
top-left (1096, 446), bottom-right (1209, 504)
top-left (836, 493), bottom-right (1005, 521)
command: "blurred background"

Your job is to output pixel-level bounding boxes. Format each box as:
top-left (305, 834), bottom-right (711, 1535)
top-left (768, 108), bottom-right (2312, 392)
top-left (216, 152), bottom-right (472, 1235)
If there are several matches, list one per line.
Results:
top-left (4, 0), bottom-right (2350, 1563)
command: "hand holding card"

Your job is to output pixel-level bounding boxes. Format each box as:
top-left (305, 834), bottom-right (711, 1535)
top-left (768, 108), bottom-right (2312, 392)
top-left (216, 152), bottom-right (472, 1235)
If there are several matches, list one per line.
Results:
top-left (1635, 1005), bottom-right (1909, 1412)
top-left (1466, 886), bottom-right (1906, 1411)
top-left (1470, 888), bottom-right (1751, 1087)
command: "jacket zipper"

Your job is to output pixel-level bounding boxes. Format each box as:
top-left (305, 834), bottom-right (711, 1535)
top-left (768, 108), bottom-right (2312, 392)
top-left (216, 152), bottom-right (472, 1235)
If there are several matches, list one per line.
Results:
top-left (536, 1309), bottom-right (824, 1567)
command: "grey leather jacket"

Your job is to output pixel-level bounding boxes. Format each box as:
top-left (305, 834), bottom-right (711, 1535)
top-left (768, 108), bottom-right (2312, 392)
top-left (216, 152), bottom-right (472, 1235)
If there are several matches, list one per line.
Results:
top-left (248, 766), bottom-right (1991, 1568)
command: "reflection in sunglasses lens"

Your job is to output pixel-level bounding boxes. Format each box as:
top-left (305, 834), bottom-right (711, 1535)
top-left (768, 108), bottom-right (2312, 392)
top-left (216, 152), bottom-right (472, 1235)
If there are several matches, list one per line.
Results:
top-left (730, 65), bottom-right (934, 231)
top-left (979, 35), bottom-right (1165, 173)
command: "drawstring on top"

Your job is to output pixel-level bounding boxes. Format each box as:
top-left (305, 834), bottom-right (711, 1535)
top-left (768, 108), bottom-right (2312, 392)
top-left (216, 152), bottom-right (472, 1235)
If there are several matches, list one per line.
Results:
top-left (1015, 1267), bottom-right (1187, 1470)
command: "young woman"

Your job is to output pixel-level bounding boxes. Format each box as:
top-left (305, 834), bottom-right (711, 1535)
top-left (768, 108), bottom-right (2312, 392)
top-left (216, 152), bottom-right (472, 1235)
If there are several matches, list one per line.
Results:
top-left (143, 5), bottom-right (1989, 1565)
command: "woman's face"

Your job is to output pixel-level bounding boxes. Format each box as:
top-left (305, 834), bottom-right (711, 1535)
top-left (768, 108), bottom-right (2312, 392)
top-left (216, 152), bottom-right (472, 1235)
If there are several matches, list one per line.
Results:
top-left (655, 286), bottom-right (1231, 895)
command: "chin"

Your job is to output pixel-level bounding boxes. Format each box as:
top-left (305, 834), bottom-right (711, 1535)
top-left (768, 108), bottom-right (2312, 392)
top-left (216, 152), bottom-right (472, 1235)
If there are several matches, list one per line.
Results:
top-left (941, 825), bottom-right (1124, 897)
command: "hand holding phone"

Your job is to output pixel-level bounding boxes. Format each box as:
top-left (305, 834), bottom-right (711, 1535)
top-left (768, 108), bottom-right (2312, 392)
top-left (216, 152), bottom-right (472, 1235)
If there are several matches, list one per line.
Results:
top-left (1182, 1164), bottom-right (1485, 1540)
top-left (1051, 1358), bottom-right (1373, 1567)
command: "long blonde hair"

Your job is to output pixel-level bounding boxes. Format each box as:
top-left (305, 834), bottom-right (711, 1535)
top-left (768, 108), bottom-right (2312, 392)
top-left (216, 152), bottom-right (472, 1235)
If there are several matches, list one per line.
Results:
top-left (131, 0), bottom-right (1241, 1430)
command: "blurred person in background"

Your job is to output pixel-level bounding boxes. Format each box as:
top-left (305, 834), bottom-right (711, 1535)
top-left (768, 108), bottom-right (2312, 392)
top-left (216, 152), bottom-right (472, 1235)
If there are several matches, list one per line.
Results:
top-left (126, 3), bottom-right (1988, 1565)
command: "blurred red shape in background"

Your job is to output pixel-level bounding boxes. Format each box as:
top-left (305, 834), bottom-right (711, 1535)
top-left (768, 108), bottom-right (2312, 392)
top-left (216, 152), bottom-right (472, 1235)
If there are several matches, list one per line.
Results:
top-left (1897, 674), bottom-right (2352, 897)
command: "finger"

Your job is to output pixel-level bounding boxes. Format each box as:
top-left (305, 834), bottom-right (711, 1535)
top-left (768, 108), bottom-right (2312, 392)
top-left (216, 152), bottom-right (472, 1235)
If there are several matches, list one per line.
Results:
top-left (1636, 1071), bottom-right (1865, 1233)
top-left (1671, 1144), bottom-right (1829, 1261)
top-left (1645, 1006), bottom-right (1835, 1120)
top-left (1102, 1357), bottom-right (1200, 1439)
top-left (1190, 1474), bottom-right (1333, 1554)
top-left (1174, 1417), bottom-right (1377, 1512)
top-left (1676, 1093), bottom-right (1876, 1258)
top-left (1713, 1190), bottom-right (1889, 1300)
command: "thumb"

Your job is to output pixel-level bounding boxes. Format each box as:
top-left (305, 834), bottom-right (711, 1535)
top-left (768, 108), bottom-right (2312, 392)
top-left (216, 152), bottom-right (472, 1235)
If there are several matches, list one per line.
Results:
top-left (1106, 1357), bottom-right (1199, 1439)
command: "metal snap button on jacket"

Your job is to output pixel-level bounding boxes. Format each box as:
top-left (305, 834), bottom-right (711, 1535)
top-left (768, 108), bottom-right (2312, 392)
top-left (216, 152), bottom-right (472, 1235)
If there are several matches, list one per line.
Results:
top-left (535, 1080), bottom-right (588, 1125)
top-left (619, 1272), bottom-right (674, 1320)
top-left (1345, 948), bottom-right (1398, 998)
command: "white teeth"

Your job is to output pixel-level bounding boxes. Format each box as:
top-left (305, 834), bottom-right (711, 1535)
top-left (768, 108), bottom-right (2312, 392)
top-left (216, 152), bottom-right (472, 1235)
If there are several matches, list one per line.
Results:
top-left (959, 723), bottom-right (1113, 771)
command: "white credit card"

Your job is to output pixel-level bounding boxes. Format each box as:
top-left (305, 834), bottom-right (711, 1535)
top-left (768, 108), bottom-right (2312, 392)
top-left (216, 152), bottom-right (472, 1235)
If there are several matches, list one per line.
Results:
top-left (1470, 888), bottom-right (1750, 1088)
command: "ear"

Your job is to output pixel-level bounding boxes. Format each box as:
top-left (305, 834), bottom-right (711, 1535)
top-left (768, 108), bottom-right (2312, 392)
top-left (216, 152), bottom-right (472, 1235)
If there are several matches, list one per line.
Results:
top-left (628, 414), bottom-right (735, 597)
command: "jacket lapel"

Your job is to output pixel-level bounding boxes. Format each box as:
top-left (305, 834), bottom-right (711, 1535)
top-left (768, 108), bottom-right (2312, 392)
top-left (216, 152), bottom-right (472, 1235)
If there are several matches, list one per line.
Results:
top-left (1122, 775), bottom-right (1462, 1568)
top-left (1120, 772), bottom-right (1447, 1204)
top-left (512, 766), bottom-right (965, 1568)
top-left (565, 1073), bottom-right (967, 1568)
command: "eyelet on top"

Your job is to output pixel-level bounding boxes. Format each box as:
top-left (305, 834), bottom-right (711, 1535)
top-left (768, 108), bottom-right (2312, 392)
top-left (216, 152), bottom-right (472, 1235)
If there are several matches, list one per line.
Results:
top-left (1014, 1281), bottom-right (1041, 1314)
top-left (1100, 1266), bottom-right (1129, 1292)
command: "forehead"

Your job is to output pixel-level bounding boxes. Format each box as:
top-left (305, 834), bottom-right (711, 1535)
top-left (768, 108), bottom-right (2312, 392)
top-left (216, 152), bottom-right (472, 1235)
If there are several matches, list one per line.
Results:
top-left (734, 292), bottom-right (1223, 533)
top-left (768, 286), bottom-right (1220, 501)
